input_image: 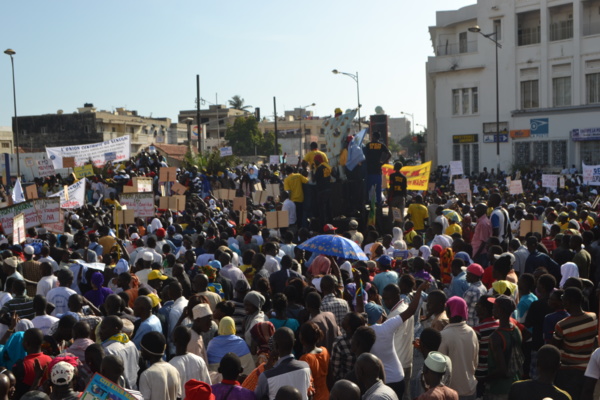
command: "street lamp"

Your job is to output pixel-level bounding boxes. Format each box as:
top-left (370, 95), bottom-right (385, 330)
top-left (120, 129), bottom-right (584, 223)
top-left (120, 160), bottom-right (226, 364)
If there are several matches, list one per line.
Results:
top-left (4, 49), bottom-right (20, 179)
top-left (332, 69), bottom-right (361, 129)
top-left (469, 25), bottom-right (502, 173)
top-left (299, 103), bottom-right (316, 156)
top-left (400, 111), bottom-right (414, 136)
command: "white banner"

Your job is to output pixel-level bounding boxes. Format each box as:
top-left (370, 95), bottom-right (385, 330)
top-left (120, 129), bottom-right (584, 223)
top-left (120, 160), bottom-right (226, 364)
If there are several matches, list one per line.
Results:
top-left (583, 163), bottom-right (600, 186)
top-left (120, 192), bottom-right (155, 218)
top-left (220, 147), bottom-right (233, 157)
top-left (49, 178), bottom-right (87, 209)
top-left (542, 174), bottom-right (559, 191)
top-left (0, 202), bottom-right (39, 235)
top-left (37, 159), bottom-right (56, 178)
top-left (46, 136), bottom-right (131, 169)
top-left (13, 213), bottom-right (25, 245)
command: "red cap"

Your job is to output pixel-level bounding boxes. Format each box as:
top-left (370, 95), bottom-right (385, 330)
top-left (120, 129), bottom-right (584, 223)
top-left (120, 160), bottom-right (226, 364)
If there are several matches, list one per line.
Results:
top-left (323, 224), bottom-right (337, 233)
top-left (184, 380), bottom-right (215, 400)
top-left (156, 228), bottom-right (166, 238)
top-left (466, 263), bottom-right (484, 277)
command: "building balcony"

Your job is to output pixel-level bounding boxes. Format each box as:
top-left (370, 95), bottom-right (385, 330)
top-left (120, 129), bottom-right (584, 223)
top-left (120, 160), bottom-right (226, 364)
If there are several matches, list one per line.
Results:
top-left (436, 40), bottom-right (477, 56)
top-left (583, 21), bottom-right (600, 37)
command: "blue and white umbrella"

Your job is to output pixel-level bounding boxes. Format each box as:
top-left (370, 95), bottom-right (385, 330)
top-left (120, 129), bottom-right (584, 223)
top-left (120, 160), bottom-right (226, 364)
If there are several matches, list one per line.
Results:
top-left (298, 234), bottom-right (368, 261)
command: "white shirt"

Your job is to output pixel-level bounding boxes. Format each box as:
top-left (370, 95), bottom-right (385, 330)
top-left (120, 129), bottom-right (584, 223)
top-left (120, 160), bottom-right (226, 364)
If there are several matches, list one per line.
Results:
top-left (139, 361), bottom-right (182, 400)
top-left (435, 215), bottom-right (449, 232)
top-left (388, 301), bottom-right (415, 369)
top-left (0, 292), bottom-right (12, 309)
top-left (264, 255), bottom-right (281, 275)
top-left (37, 275), bottom-right (59, 298)
top-left (31, 315), bottom-right (59, 335)
top-left (47, 286), bottom-right (77, 316)
top-left (104, 340), bottom-right (141, 390)
top-left (585, 347), bottom-right (600, 379)
top-left (370, 315), bottom-right (406, 384)
top-left (135, 268), bottom-right (152, 286)
top-left (219, 264), bottom-right (248, 288)
top-left (196, 253), bottom-right (215, 266)
top-left (431, 234), bottom-right (453, 249)
top-left (167, 296), bottom-right (189, 355)
top-left (169, 353), bottom-right (211, 396)
top-left (38, 256), bottom-right (59, 272)
top-left (282, 199), bottom-right (297, 225)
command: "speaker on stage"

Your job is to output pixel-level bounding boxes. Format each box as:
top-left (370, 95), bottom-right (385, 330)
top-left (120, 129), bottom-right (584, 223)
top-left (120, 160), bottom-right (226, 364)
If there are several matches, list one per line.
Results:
top-left (369, 114), bottom-right (389, 146)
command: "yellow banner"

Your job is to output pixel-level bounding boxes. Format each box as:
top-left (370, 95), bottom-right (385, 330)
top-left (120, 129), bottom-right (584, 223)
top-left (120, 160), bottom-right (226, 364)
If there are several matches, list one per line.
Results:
top-left (73, 164), bottom-right (94, 179)
top-left (383, 161), bottom-right (432, 191)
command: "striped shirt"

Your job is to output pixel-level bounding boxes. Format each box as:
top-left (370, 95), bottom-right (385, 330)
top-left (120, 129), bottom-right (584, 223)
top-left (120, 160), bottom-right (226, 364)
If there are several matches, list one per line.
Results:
top-left (1, 295), bottom-right (35, 320)
top-left (473, 317), bottom-right (499, 377)
top-left (553, 312), bottom-right (598, 370)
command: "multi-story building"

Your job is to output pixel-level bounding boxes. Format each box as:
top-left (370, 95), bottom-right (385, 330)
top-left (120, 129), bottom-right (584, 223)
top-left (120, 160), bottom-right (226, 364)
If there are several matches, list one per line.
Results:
top-left (178, 104), bottom-right (248, 151)
top-left (426, 0), bottom-right (600, 174)
top-left (0, 127), bottom-right (13, 154)
top-left (388, 117), bottom-right (411, 144)
top-left (13, 104), bottom-right (172, 153)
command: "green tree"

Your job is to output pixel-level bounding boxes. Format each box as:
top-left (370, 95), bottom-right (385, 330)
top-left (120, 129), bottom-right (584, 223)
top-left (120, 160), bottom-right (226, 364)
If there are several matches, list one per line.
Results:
top-left (224, 116), bottom-right (264, 156)
top-left (258, 130), bottom-right (280, 155)
top-left (228, 95), bottom-right (252, 111)
top-left (183, 148), bottom-right (241, 174)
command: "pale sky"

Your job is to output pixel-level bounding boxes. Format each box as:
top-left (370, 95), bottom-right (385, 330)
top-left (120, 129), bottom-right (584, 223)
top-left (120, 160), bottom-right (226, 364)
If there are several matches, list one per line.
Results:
top-left (0, 0), bottom-right (475, 134)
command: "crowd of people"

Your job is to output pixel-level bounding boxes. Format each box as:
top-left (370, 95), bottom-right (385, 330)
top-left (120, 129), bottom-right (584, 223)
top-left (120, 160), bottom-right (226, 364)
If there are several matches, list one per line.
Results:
top-left (0, 141), bottom-right (598, 400)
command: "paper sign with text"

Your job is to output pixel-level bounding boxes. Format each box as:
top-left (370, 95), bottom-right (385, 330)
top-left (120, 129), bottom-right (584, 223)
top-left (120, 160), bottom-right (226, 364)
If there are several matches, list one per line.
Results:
top-left (454, 178), bottom-right (470, 194)
top-left (449, 160), bottom-right (463, 176)
top-left (542, 174), bottom-right (558, 191)
top-left (49, 178), bottom-right (87, 209)
top-left (120, 193), bottom-right (155, 218)
top-left (220, 147), bottom-right (233, 157)
top-left (74, 164), bottom-right (95, 179)
top-left (509, 179), bottom-right (524, 194)
top-left (13, 213), bottom-right (25, 244)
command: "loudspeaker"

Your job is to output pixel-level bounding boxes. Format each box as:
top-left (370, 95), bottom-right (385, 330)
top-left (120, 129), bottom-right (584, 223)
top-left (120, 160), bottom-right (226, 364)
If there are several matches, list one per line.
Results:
top-left (369, 114), bottom-right (389, 145)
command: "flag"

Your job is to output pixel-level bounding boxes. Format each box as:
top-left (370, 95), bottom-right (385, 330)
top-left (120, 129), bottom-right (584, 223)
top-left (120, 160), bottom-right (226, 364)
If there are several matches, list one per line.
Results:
top-left (11, 178), bottom-right (25, 204)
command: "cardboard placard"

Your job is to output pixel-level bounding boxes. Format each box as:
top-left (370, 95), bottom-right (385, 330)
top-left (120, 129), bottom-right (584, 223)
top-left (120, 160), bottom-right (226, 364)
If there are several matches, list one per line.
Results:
top-left (391, 207), bottom-right (403, 222)
top-left (171, 181), bottom-right (188, 195)
top-left (428, 183), bottom-right (436, 192)
top-left (214, 189), bottom-right (236, 201)
top-left (159, 195), bottom-right (185, 211)
top-left (542, 174), bottom-right (559, 191)
top-left (113, 209), bottom-right (135, 225)
top-left (133, 177), bottom-right (153, 193)
top-left (252, 191), bottom-right (268, 205)
top-left (122, 185), bottom-right (137, 193)
top-left (509, 179), bottom-right (523, 195)
top-left (120, 192), bottom-right (155, 218)
top-left (159, 167), bottom-right (177, 182)
top-left (454, 178), bottom-right (470, 194)
top-left (63, 157), bottom-right (75, 168)
top-left (266, 211), bottom-right (289, 229)
top-left (519, 220), bottom-right (543, 237)
top-left (265, 183), bottom-right (280, 199)
top-left (25, 185), bottom-right (38, 200)
top-left (253, 183), bottom-right (262, 192)
top-left (37, 159), bottom-right (56, 178)
top-left (232, 197), bottom-right (246, 213)
top-left (13, 213), bottom-right (25, 245)
top-left (74, 164), bottom-right (94, 178)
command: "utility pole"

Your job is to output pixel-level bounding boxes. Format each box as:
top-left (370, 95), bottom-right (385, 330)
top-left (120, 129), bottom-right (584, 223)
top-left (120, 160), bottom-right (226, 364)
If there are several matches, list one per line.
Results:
top-left (196, 75), bottom-right (201, 152)
top-left (273, 96), bottom-right (278, 155)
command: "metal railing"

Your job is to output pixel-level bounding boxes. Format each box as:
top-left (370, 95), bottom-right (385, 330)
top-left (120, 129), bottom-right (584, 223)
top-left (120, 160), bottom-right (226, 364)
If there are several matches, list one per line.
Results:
top-left (436, 40), bottom-right (478, 56)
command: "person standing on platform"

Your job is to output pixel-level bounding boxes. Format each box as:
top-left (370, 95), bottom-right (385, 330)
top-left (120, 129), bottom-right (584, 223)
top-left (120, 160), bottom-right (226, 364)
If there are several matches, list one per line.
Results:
top-left (284, 166), bottom-right (308, 228)
top-left (363, 131), bottom-right (391, 206)
top-left (388, 162), bottom-right (407, 225)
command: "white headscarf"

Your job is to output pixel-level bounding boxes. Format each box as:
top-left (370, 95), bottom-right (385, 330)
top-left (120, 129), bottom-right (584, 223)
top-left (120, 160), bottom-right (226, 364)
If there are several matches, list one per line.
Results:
top-left (149, 218), bottom-right (163, 234)
top-left (560, 262), bottom-right (579, 288)
top-left (392, 227), bottom-right (407, 250)
top-left (419, 245), bottom-right (432, 261)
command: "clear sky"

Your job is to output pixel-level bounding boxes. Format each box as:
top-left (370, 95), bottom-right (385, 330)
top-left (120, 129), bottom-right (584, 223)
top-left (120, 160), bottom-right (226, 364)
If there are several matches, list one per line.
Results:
top-left (0, 0), bottom-right (475, 133)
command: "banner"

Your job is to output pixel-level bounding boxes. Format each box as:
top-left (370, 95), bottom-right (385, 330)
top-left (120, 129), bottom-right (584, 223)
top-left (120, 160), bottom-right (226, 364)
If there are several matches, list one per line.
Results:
top-left (37, 159), bottom-right (56, 178)
top-left (383, 161), bottom-right (432, 191)
top-left (583, 163), bottom-right (600, 186)
top-left (49, 178), bottom-right (87, 209)
top-left (220, 146), bottom-right (233, 157)
top-left (119, 193), bottom-right (155, 218)
top-left (542, 174), bottom-right (559, 191)
top-left (11, 178), bottom-right (25, 204)
top-left (46, 136), bottom-right (130, 168)
top-left (0, 201), bottom-right (39, 235)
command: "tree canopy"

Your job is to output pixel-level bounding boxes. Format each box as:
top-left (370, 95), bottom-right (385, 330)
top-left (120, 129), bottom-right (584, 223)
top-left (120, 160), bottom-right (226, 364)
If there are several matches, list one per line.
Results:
top-left (228, 95), bottom-right (252, 111)
top-left (224, 116), bottom-right (279, 156)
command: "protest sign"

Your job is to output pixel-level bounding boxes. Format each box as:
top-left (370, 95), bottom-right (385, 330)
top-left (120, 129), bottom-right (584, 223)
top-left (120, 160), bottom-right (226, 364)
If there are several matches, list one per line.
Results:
top-left (582, 163), bottom-right (600, 186)
top-left (0, 202), bottom-right (40, 235)
top-left (509, 179), bottom-right (524, 195)
top-left (171, 181), bottom-right (188, 195)
top-left (265, 184), bottom-right (280, 199)
top-left (220, 146), bottom-right (233, 157)
top-left (49, 178), bottom-right (87, 209)
top-left (25, 184), bottom-right (38, 200)
top-left (428, 182), bottom-right (436, 192)
top-left (159, 195), bottom-right (185, 211)
top-left (233, 197), bottom-right (247, 226)
top-left (449, 160), bottom-right (464, 176)
top-left (113, 209), bottom-right (135, 225)
top-left (519, 220), bottom-right (543, 237)
top-left (214, 189), bottom-right (236, 201)
top-left (269, 155), bottom-right (280, 165)
top-left (62, 157), bottom-right (76, 168)
top-left (506, 177), bottom-right (511, 187)
top-left (13, 213), bottom-right (25, 245)
top-left (80, 373), bottom-right (137, 400)
top-left (454, 178), bottom-right (470, 194)
top-left (37, 159), bottom-right (56, 178)
top-left (542, 174), bottom-right (558, 191)
top-left (44, 208), bottom-right (64, 233)
top-left (159, 167), bottom-right (177, 182)
top-left (132, 177), bottom-right (153, 193)
top-left (120, 193), bottom-right (154, 218)
top-left (391, 207), bottom-right (403, 222)
top-left (46, 136), bottom-right (131, 168)
top-left (559, 176), bottom-right (565, 188)
top-left (34, 198), bottom-right (61, 225)
top-left (266, 211), bottom-right (289, 229)
top-left (74, 164), bottom-right (94, 179)
top-left (252, 191), bottom-right (268, 205)
top-left (122, 185), bottom-right (137, 193)
top-left (393, 161), bottom-right (431, 191)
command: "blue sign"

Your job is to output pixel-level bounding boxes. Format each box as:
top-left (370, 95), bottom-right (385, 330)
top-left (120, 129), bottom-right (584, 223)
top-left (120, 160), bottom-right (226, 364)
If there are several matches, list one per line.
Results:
top-left (104, 152), bottom-right (117, 162)
top-left (483, 133), bottom-right (509, 143)
top-left (571, 127), bottom-right (600, 141)
top-left (531, 118), bottom-right (549, 135)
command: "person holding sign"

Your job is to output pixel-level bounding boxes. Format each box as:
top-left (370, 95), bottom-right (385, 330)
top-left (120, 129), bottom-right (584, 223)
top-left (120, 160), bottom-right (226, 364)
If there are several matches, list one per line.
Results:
top-left (363, 131), bottom-right (391, 206)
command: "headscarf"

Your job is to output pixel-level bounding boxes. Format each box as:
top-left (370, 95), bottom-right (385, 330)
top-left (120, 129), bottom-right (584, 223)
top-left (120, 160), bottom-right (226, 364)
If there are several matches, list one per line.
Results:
top-left (91, 271), bottom-right (104, 288)
top-left (149, 218), bottom-right (163, 234)
top-left (0, 331), bottom-right (25, 369)
top-left (446, 296), bottom-right (468, 320)
top-left (311, 255), bottom-right (331, 275)
top-left (419, 245), bottom-right (431, 261)
top-left (392, 227), bottom-right (403, 243)
top-left (244, 291), bottom-right (265, 311)
top-left (250, 321), bottom-right (275, 364)
top-left (492, 280), bottom-right (517, 296)
top-left (454, 252), bottom-right (473, 265)
top-left (369, 242), bottom-right (383, 260)
top-left (560, 262), bottom-right (579, 288)
top-left (201, 265), bottom-right (217, 280)
top-left (218, 317), bottom-right (236, 336)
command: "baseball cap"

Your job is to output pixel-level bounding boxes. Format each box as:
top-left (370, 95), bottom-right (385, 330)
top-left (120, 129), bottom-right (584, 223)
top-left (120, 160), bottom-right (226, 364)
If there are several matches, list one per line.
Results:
top-left (208, 260), bottom-right (222, 270)
top-left (377, 255), bottom-right (392, 267)
top-left (185, 380), bottom-right (216, 400)
top-left (156, 228), bottom-right (166, 238)
top-left (130, 233), bottom-right (140, 240)
top-left (142, 252), bottom-right (154, 262)
top-left (192, 303), bottom-right (213, 320)
top-left (487, 294), bottom-right (516, 314)
top-left (348, 220), bottom-right (358, 229)
top-left (323, 224), bottom-right (337, 233)
top-left (466, 263), bottom-right (484, 277)
top-left (424, 351), bottom-right (448, 373)
top-left (24, 245), bottom-right (35, 255)
top-left (51, 361), bottom-right (75, 386)
top-left (148, 270), bottom-right (168, 281)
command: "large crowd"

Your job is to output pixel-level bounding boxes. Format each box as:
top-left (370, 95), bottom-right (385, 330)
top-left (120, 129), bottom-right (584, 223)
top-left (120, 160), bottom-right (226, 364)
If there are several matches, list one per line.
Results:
top-left (0, 137), bottom-right (598, 400)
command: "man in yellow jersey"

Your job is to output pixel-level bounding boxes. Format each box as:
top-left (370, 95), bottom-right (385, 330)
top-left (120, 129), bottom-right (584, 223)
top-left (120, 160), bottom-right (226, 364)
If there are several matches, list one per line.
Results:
top-left (284, 165), bottom-right (309, 228)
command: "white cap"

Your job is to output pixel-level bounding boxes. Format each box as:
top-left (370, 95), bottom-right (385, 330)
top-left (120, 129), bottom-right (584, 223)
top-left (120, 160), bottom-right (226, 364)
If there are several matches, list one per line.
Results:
top-left (142, 252), bottom-right (154, 262)
top-left (24, 245), bottom-right (35, 255)
top-left (424, 351), bottom-right (448, 373)
top-left (51, 361), bottom-right (75, 385)
top-left (192, 303), bottom-right (212, 319)
top-left (130, 233), bottom-right (140, 240)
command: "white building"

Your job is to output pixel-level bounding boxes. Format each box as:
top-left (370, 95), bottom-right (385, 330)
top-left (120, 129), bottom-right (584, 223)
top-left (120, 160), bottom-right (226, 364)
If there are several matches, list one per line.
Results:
top-left (426, 0), bottom-right (600, 175)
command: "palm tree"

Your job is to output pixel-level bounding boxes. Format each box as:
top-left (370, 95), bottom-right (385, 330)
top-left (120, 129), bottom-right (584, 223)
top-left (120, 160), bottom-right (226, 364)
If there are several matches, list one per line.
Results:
top-left (228, 95), bottom-right (252, 111)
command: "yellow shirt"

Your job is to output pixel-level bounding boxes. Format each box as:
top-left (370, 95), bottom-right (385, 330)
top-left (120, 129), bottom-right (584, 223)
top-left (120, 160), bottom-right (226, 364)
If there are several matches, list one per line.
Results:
top-left (339, 149), bottom-right (348, 167)
top-left (408, 203), bottom-right (429, 231)
top-left (303, 150), bottom-right (329, 169)
top-left (284, 173), bottom-right (309, 202)
top-left (445, 223), bottom-right (462, 236)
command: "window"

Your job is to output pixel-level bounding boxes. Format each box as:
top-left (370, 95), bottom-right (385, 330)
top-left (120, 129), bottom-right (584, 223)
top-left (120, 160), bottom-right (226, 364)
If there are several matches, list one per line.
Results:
top-left (112, 127), bottom-right (116, 133)
top-left (514, 142), bottom-right (531, 164)
top-left (453, 144), bottom-right (479, 175)
top-left (493, 19), bottom-right (502, 41)
top-left (453, 144), bottom-right (461, 161)
top-left (1, 143), bottom-right (9, 148)
top-left (452, 87), bottom-right (478, 115)
top-left (553, 77), bottom-right (571, 106)
top-left (552, 141), bottom-right (567, 166)
top-left (549, 4), bottom-right (573, 41)
top-left (514, 140), bottom-right (567, 166)
top-left (463, 144), bottom-right (471, 174)
top-left (586, 73), bottom-right (600, 104)
top-left (581, 141), bottom-right (600, 165)
top-left (129, 127), bottom-right (134, 134)
top-left (483, 122), bottom-right (509, 134)
top-left (459, 32), bottom-right (468, 53)
top-left (520, 80), bottom-right (539, 109)
top-left (518, 10), bottom-right (541, 46)
top-left (83, 125), bottom-right (90, 134)
top-left (533, 142), bottom-right (549, 165)
top-left (305, 129), bottom-right (311, 135)
top-left (40, 127), bottom-right (47, 134)
top-left (320, 128), bottom-right (325, 135)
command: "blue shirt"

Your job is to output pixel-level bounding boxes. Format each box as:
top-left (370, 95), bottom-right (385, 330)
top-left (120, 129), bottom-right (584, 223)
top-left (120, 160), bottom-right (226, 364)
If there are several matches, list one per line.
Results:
top-left (515, 292), bottom-right (538, 322)
top-left (132, 314), bottom-right (163, 350)
top-left (373, 271), bottom-right (399, 295)
top-left (448, 270), bottom-right (470, 298)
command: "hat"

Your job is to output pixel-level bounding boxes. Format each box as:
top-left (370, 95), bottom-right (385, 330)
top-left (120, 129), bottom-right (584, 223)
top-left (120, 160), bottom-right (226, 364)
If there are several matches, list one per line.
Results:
top-left (323, 224), bottom-right (337, 233)
top-left (156, 228), bottom-right (166, 238)
top-left (493, 252), bottom-right (515, 266)
top-left (167, 225), bottom-right (176, 233)
top-left (466, 263), bottom-right (484, 277)
top-left (147, 293), bottom-right (161, 308)
top-left (51, 361), bottom-right (75, 385)
top-left (130, 233), bottom-right (140, 240)
top-left (142, 252), bottom-right (154, 262)
top-left (539, 196), bottom-right (550, 203)
top-left (208, 260), bottom-right (222, 270)
top-left (377, 255), bottom-right (392, 267)
top-left (140, 331), bottom-right (166, 356)
top-left (234, 279), bottom-right (251, 293)
top-left (431, 244), bottom-right (443, 254)
top-left (487, 294), bottom-right (516, 314)
top-left (244, 291), bottom-right (266, 310)
top-left (148, 270), bottom-right (168, 281)
top-left (24, 245), bottom-right (35, 255)
top-left (424, 351), bottom-right (448, 374)
top-left (348, 219), bottom-right (358, 229)
top-left (4, 257), bottom-right (18, 269)
top-left (365, 302), bottom-right (385, 325)
top-left (185, 380), bottom-right (216, 400)
top-left (492, 280), bottom-right (517, 296)
top-left (192, 303), bottom-right (213, 320)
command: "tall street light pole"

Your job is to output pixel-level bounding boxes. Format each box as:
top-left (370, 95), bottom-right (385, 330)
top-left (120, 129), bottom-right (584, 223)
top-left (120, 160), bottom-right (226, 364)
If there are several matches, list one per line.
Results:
top-left (469, 25), bottom-right (502, 173)
top-left (4, 49), bottom-right (19, 179)
top-left (332, 69), bottom-right (361, 129)
top-left (400, 111), bottom-right (414, 136)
